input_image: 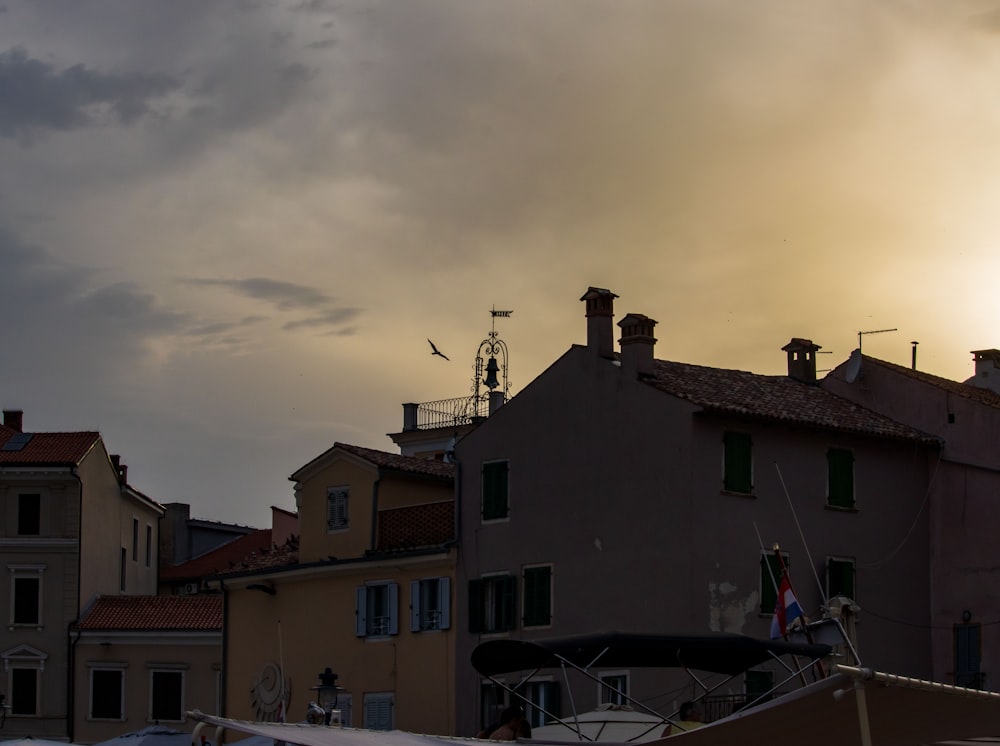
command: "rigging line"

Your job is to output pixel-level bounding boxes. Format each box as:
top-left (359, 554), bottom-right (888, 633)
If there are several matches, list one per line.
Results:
top-left (773, 462), bottom-right (825, 603)
top-left (857, 447), bottom-right (941, 570)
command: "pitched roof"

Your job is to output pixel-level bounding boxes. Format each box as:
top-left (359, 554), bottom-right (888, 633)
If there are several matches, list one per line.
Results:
top-left (75, 594), bottom-right (222, 630)
top-left (293, 442), bottom-right (455, 480)
top-left (212, 535), bottom-right (299, 576)
top-left (862, 355), bottom-right (1000, 408)
top-left (159, 529), bottom-right (275, 581)
top-left (647, 359), bottom-right (938, 443)
top-left (0, 429), bottom-right (102, 464)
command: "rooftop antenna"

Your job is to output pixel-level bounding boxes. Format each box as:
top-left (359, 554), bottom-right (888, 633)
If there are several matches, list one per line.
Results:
top-left (857, 327), bottom-right (897, 353)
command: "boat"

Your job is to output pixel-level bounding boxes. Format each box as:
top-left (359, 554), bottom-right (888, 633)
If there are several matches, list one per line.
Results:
top-left (188, 629), bottom-right (1000, 746)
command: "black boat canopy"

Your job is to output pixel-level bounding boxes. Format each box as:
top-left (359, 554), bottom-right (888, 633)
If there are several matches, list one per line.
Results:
top-left (471, 632), bottom-right (832, 677)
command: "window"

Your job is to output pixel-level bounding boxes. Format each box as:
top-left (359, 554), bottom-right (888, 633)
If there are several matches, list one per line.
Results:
top-left (363, 692), bottom-right (394, 730)
top-left (523, 565), bottom-right (552, 627)
top-left (17, 494), bottom-right (40, 536)
top-left (119, 547), bottom-right (126, 592)
top-left (759, 551), bottom-right (789, 614)
top-left (356, 583), bottom-right (399, 637)
top-left (91, 668), bottom-right (125, 719)
top-left (11, 668), bottom-right (38, 716)
top-left (723, 432), bottom-right (753, 494)
top-left (12, 576), bottom-right (40, 625)
top-left (827, 448), bottom-right (855, 508)
top-left (482, 461), bottom-right (509, 520)
top-left (327, 487), bottom-right (349, 531)
top-left (151, 669), bottom-right (184, 721)
top-left (598, 672), bottom-right (629, 705)
top-left (410, 577), bottom-right (451, 631)
top-left (469, 575), bottom-right (516, 633)
top-left (745, 670), bottom-right (773, 706)
top-left (955, 623), bottom-right (983, 689)
top-left (145, 525), bottom-right (153, 567)
top-left (480, 681), bottom-right (507, 733)
top-left (522, 680), bottom-right (559, 729)
top-left (132, 518), bottom-right (139, 561)
top-left (826, 557), bottom-right (856, 601)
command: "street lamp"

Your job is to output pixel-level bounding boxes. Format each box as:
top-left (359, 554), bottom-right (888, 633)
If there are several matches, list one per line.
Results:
top-left (307, 667), bottom-right (343, 726)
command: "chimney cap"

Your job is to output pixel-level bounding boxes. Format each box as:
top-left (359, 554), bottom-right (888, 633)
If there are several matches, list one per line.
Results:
top-left (580, 287), bottom-right (618, 302)
top-left (782, 338), bottom-right (821, 353)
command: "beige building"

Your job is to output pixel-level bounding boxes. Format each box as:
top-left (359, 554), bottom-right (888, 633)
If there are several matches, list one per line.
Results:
top-left (72, 595), bottom-right (223, 744)
top-left (216, 443), bottom-right (456, 735)
top-left (0, 409), bottom-right (163, 741)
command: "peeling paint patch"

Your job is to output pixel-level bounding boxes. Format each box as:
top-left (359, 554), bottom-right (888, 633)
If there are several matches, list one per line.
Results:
top-left (708, 581), bottom-right (760, 633)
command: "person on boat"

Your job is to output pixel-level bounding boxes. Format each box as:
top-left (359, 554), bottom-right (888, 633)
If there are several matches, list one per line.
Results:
top-left (486, 705), bottom-right (530, 740)
top-left (662, 701), bottom-right (703, 736)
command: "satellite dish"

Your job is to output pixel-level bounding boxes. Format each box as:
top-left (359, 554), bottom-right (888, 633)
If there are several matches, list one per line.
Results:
top-left (845, 349), bottom-right (862, 383)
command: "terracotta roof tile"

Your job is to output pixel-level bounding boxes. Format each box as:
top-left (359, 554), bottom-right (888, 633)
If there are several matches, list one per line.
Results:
top-left (160, 529), bottom-right (275, 581)
top-left (333, 443), bottom-right (455, 479)
top-left (864, 356), bottom-right (1000, 408)
top-left (212, 536), bottom-right (299, 576)
top-left (648, 359), bottom-right (937, 443)
top-left (0, 431), bottom-right (101, 464)
top-left (76, 595), bottom-right (222, 630)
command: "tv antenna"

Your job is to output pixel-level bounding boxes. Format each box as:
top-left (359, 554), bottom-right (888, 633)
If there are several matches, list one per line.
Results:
top-left (857, 327), bottom-right (897, 352)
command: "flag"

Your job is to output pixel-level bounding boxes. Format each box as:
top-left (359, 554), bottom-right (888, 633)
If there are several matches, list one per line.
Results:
top-left (769, 573), bottom-right (804, 639)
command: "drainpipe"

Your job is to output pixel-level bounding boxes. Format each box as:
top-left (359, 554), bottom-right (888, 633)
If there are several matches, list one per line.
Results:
top-left (221, 579), bottom-right (228, 717)
top-left (68, 465), bottom-right (83, 742)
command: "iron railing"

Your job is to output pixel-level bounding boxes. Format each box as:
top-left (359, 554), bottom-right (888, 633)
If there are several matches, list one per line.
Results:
top-left (412, 396), bottom-right (488, 430)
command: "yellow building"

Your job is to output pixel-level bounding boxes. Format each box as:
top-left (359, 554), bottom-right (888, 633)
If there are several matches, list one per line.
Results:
top-left (217, 443), bottom-right (456, 735)
top-left (0, 409), bottom-right (163, 741)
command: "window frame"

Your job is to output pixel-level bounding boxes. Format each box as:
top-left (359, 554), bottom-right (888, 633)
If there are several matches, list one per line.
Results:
top-left (150, 668), bottom-right (185, 722)
top-left (410, 577), bottom-right (451, 632)
top-left (597, 671), bottom-right (629, 706)
top-left (481, 460), bottom-right (510, 521)
top-left (326, 486), bottom-right (349, 532)
top-left (356, 582), bottom-right (399, 638)
top-left (90, 666), bottom-right (126, 721)
top-left (826, 556), bottom-right (856, 601)
top-left (723, 431), bottom-right (753, 494)
top-left (827, 447), bottom-right (856, 509)
top-left (522, 564), bottom-right (553, 627)
top-left (9, 565), bottom-right (44, 627)
top-left (17, 494), bottom-right (41, 536)
top-left (469, 574), bottom-right (516, 634)
top-left (522, 679), bottom-right (560, 729)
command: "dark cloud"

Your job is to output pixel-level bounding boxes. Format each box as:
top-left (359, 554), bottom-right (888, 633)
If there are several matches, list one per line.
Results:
top-left (0, 46), bottom-right (180, 143)
top-left (283, 308), bottom-right (362, 330)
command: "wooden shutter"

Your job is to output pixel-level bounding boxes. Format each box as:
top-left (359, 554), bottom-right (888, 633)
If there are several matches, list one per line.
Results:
top-left (723, 432), bottom-right (752, 493)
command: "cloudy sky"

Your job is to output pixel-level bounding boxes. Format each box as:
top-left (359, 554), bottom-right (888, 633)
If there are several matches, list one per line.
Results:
top-left (3, 0), bottom-right (1000, 527)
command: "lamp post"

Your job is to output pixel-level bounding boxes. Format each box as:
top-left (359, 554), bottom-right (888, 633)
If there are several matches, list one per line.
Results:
top-left (307, 667), bottom-right (343, 726)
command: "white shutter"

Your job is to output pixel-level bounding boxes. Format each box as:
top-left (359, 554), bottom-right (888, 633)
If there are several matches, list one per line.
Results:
top-left (355, 586), bottom-right (367, 637)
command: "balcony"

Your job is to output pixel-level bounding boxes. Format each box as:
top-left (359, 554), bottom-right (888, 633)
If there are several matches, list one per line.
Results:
top-left (403, 396), bottom-right (488, 431)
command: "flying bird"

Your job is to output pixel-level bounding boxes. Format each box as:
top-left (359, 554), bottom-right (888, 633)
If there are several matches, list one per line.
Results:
top-left (428, 339), bottom-right (450, 361)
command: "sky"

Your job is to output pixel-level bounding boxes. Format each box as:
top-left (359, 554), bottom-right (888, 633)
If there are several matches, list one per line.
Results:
top-left (3, 0), bottom-right (1000, 527)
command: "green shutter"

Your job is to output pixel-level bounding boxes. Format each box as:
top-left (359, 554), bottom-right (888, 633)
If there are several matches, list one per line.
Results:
top-left (827, 449), bottom-right (855, 508)
top-left (724, 432), bottom-right (753, 493)
top-left (482, 462), bottom-right (509, 520)
top-left (827, 559), bottom-right (855, 600)
top-left (523, 567), bottom-right (552, 626)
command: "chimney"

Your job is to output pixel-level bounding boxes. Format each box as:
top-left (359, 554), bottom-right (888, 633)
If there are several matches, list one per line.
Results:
top-left (618, 313), bottom-right (658, 376)
top-left (782, 338), bottom-right (821, 383)
top-left (488, 390), bottom-right (505, 415)
top-left (967, 349), bottom-right (1000, 394)
top-left (402, 403), bottom-right (419, 432)
top-left (2, 410), bottom-right (24, 433)
top-left (110, 454), bottom-right (127, 485)
top-left (580, 287), bottom-right (619, 359)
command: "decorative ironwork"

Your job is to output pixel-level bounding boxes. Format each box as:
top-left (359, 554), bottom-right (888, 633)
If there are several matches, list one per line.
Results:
top-left (472, 306), bottom-right (512, 406)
